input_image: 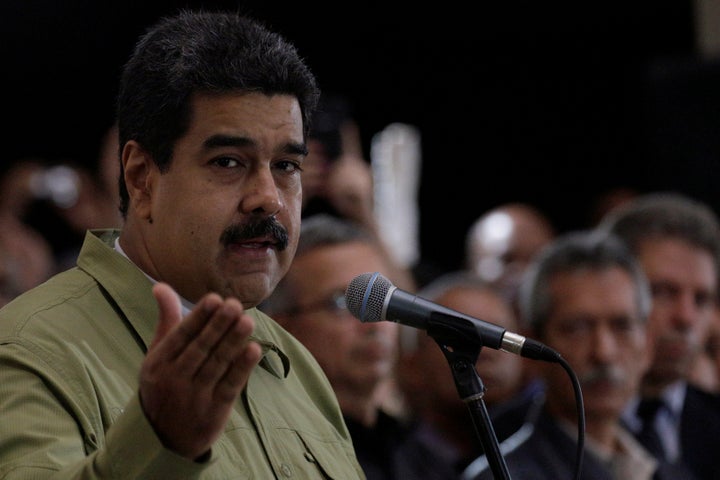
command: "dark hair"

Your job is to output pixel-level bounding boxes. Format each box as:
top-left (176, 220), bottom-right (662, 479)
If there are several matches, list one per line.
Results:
top-left (294, 213), bottom-right (375, 256)
top-left (116, 9), bottom-right (320, 217)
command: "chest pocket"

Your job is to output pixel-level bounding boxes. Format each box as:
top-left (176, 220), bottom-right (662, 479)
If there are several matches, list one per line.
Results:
top-left (278, 429), bottom-right (363, 479)
top-left (206, 423), bottom-right (362, 479)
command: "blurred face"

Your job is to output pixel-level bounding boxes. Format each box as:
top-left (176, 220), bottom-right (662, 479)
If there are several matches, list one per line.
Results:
top-left (398, 285), bottom-right (522, 423)
top-left (122, 92), bottom-right (305, 306)
top-left (468, 207), bottom-right (554, 298)
top-left (539, 267), bottom-right (649, 425)
top-left (300, 138), bottom-right (331, 207)
top-left (439, 287), bottom-right (523, 405)
top-left (637, 238), bottom-right (717, 391)
top-left (277, 241), bottom-right (399, 398)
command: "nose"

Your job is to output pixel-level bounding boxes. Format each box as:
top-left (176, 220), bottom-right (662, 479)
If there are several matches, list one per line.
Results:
top-left (356, 319), bottom-right (385, 333)
top-left (240, 166), bottom-right (282, 216)
top-left (671, 292), bottom-right (698, 331)
top-left (592, 323), bottom-right (619, 363)
top-left (357, 319), bottom-right (398, 339)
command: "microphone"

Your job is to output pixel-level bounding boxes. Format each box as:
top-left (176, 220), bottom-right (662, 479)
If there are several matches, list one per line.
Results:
top-left (345, 272), bottom-right (561, 363)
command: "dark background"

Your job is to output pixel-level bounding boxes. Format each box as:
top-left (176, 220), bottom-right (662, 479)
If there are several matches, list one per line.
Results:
top-left (2, 1), bottom-right (720, 277)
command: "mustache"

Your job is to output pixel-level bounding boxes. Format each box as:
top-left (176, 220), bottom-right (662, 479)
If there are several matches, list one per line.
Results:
top-left (579, 365), bottom-right (627, 387)
top-left (220, 217), bottom-right (289, 251)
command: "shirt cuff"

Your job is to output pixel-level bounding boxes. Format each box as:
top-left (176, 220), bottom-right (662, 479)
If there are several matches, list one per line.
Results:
top-left (95, 392), bottom-right (212, 478)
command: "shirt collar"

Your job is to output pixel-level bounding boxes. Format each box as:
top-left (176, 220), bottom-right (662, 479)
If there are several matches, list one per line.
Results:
top-left (113, 236), bottom-right (290, 379)
top-left (622, 380), bottom-right (686, 428)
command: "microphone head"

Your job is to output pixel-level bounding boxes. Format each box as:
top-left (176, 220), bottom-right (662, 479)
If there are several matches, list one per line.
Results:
top-left (345, 272), bottom-right (394, 322)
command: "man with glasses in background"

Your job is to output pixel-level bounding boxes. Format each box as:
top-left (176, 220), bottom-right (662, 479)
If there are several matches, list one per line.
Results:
top-left (262, 213), bottom-right (459, 479)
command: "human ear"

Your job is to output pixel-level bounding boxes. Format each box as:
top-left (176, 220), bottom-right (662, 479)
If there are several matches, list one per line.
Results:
top-left (121, 140), bottom-right (156, 222)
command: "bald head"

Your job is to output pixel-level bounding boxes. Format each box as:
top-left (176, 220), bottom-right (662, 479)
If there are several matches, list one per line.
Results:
top-left (465, 203), bottom-right (555, 301)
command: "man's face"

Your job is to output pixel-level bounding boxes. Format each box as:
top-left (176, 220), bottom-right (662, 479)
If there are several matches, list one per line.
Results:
top-left (396, 285), bottom-right (523, 427)
top-left (276, 241), bottom-right (399, 399)
top-left (539, 267), bottom-right (649, 424)
top-left (468, 207), bottom-right (554, 299)
top-left (126, 92), bottom-right (305, 306)
top-left (433, 287), bottom-right (523, 406)
top-left (637, 237), bottom-right (717, 390)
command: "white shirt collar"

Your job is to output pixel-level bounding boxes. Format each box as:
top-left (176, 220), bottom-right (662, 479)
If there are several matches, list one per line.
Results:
top-left (114, 237), bottom-right (194, 315)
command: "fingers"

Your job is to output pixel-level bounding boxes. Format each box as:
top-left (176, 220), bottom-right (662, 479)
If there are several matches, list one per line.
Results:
top-left (149, 285), bottom-right (259, 386)
top-left (140, 285), bottom-right (261, 459)
top-left (150, 285), bottom-right (222, 358)
top-left (215, 339), bottom-right (263, 403)
top-left (182, 297), bottom-right (255, 384)
top-left (149, 282), bottom-right (183, 349)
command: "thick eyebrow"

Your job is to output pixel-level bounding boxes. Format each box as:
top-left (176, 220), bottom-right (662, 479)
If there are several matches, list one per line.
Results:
top-left (202, 134), bottom-right (308, 156)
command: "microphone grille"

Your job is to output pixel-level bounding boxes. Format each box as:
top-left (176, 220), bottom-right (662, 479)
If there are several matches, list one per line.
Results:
top-left (345, 272), bottom-right (393, 322)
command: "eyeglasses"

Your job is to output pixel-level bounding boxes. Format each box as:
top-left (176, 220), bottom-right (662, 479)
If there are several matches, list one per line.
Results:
top-left (290, 291), bottom-right (350, 316)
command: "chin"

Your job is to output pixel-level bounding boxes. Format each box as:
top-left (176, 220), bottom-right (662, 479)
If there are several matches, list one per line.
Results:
top-left (223, 277), bottom-right (269, 305)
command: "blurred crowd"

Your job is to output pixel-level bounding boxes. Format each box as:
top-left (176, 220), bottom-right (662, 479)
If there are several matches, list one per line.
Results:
top-left (3, 92), bottom-right (720, 480)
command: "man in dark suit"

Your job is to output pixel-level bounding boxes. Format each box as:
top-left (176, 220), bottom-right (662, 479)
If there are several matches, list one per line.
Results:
top-left (397, 271), bottom-right (544, 477)
top-left (464, 230), bottom-right (696, 480)
top-left (600, 192), bottom-right (720, 480)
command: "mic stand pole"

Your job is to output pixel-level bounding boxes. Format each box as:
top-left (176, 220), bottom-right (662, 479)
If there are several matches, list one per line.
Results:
top-left (431, 329), bottom-right (511, 480)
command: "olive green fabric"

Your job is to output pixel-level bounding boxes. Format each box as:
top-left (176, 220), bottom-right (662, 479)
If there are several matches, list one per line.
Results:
top-left (0, 229), bottom-right (365, 479)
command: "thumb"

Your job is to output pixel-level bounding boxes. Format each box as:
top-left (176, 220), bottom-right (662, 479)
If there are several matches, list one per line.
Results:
top-left (150, 282), bottom-right (183, 349)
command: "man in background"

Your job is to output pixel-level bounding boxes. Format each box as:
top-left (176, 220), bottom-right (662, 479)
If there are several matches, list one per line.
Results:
top-left (600, 192), bottom-right (720, 479)
top-left (398, 271), bottom-right (542, 477)
top-left (263, 213), bottom-right (456, 479)
top-left (466, 230), bottom-right (693, 480)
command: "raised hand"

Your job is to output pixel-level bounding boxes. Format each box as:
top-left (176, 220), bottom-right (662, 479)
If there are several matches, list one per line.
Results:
top-left (139, 282), bottom-right (262, 460)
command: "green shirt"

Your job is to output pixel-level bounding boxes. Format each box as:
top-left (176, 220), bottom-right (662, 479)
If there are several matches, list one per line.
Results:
top-left (0, 229), bottom-right (365, 479)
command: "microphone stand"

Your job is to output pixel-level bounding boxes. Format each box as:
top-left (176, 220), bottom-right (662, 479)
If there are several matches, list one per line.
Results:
top-left (429, 325), bottom-right (511, 480)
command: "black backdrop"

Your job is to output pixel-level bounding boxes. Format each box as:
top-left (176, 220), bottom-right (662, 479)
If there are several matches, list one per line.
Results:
top-left (3, 1), bottom-right (719, 278)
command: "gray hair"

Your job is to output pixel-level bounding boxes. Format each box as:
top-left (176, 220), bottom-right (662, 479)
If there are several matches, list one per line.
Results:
top-left (598, 192), bottom-right (720, 269)
top-left (517, 229), bottom-right (652, 335)
top-left (261, 214), bottom-right (377, 315)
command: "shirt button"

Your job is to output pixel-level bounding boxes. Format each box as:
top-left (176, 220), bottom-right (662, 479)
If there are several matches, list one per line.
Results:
top-left (280, 463), bottom-right (292, 477)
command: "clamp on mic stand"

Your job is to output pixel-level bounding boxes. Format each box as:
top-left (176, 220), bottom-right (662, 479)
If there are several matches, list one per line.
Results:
top-left (429, 324), bottom-right (511, 480)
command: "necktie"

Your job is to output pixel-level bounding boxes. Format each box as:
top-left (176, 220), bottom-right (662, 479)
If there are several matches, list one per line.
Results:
top-left (635, 398), bottom-right (666, 460)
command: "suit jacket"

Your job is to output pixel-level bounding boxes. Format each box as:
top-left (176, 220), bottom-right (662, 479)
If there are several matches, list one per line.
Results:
top-left (345, 410), bottom-right (462, 480)
top-left (680, 384), bottom-right (720, 480)
top-left (467, 409), bottom-right (697, 480)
